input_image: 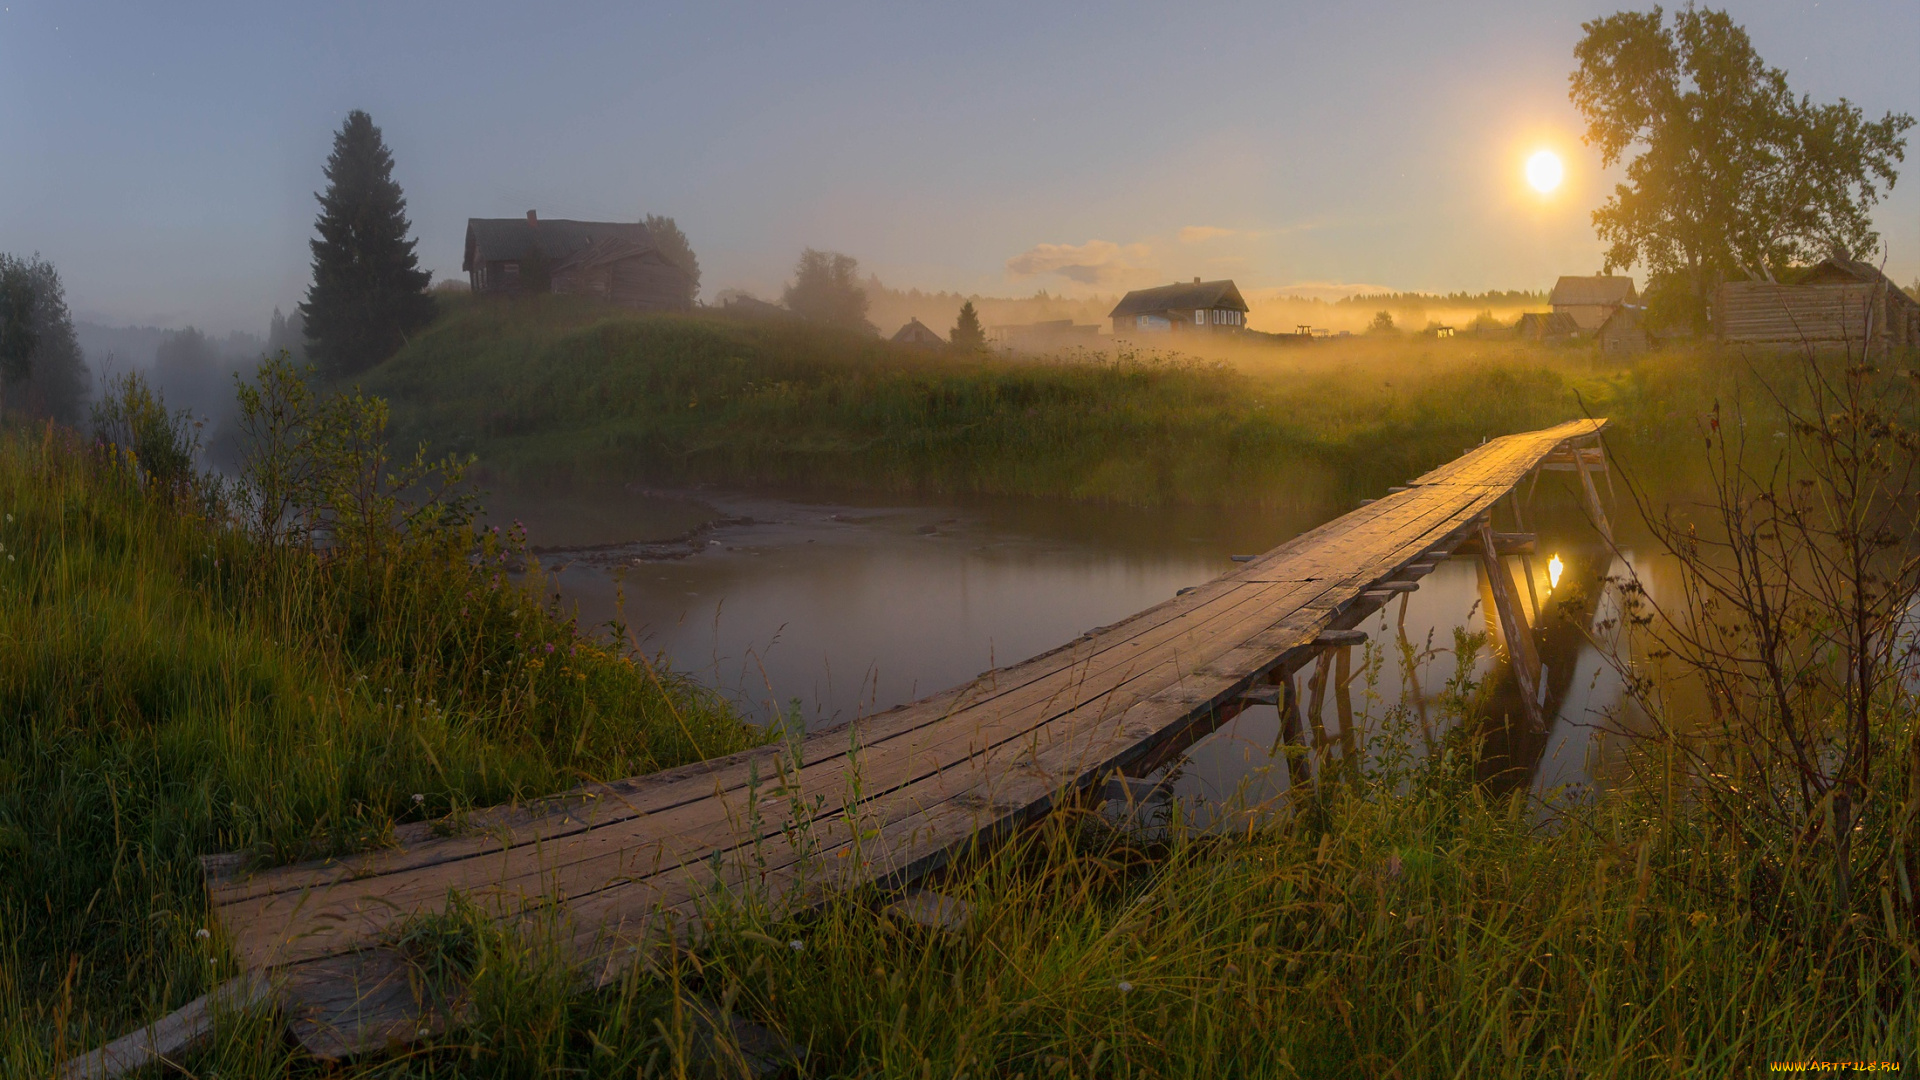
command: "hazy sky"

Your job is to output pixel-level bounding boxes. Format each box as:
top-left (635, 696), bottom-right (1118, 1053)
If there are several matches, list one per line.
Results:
top-left (2, 0), bottom-right (1914, 332)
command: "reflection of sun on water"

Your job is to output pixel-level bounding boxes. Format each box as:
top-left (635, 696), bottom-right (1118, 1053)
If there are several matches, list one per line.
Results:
top-left (1526, 150), bottom-right (1564, 193)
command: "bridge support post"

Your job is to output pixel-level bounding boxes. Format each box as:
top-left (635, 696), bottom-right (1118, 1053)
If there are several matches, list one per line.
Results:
top-left (1278, 674), bottom-right (1311, 791)
top-left (1476, 519), bottom-right (1545, 728)
top-left (1333, 646), bottom-right (1359, 764)
top-left (1572, 436), bottom-right (1614, 547)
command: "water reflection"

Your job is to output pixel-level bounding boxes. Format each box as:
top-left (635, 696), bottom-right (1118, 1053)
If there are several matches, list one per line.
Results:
top-left (495, 476), bottom-right (1661, 816)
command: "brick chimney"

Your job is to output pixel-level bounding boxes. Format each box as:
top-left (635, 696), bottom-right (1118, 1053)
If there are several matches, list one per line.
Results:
top-left (1193, 277), bottom-right (1201, 284)
top-left (527, 210), bottom-right (538, 225)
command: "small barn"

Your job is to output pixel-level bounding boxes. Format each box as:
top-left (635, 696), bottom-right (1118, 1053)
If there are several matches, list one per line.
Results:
top-left (463, 212), bottom-right (692, 311)
top-left (1111, 279), bottom-right (1250, 335)
top-left (891, 318), bottom-right (946, 347)
top-left (1549, 276), bottom-right (1637, 332)
top-left (1714, 255), bottom-right (1920, 352)
top-left (1514, 312), bottom-right (1578, 342)
top-left (1597, 306), bottom-right (1650, 357)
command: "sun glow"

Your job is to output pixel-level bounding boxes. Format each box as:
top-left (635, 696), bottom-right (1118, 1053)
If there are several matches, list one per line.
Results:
top-left (1525, 150), bottom-right (1564, 193)
top-left (1547, 554), bottom-right (1565, 590)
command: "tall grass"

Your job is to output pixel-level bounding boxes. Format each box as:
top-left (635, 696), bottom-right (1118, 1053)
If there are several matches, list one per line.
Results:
top-left (364, 297), bottom-right (1753, 508)
top-left (0, 421), bottom-right (761, 1058)
top-left (122, 737), bottom-right (1920, 1078)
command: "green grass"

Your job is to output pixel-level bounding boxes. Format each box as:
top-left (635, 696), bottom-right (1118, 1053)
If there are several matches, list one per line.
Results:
top-left (78, 742), bottom-right (1920, 1078)
top-left (363, 296), bottom-right (1748, 508)
top-left (11, 322), bottom-right (1915, 1075)
top-left (0, 423), bottom-right (762, 1059)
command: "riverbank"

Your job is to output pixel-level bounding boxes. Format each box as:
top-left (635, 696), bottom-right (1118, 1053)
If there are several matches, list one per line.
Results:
top-left (13, 356), bottom-right (1916, 1076)
top-left (0, 421), bottom-right (762, 1063)
top-left (364, 296), bottom-right (1742, 509)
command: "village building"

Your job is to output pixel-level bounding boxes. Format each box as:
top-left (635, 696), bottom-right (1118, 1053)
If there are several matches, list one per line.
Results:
top-left (1714, 254), bottom-right (1920, 352)
top-left (463, 212), bottom-right (692, 311)
top-left (1110, 279), bottom-right (1250, 336)
top-left (1514, 311), bottom-right (1579, 342)
top-left (890, 318), bottom-right (946, 347)
top-left (1548, 275), bottom-right (1638, 332)
top-left (1597, 306), bottom-right (1651, 357)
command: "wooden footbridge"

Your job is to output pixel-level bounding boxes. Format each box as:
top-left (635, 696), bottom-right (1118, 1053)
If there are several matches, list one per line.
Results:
top-left (69, 418), bottom-right (1612, 1076)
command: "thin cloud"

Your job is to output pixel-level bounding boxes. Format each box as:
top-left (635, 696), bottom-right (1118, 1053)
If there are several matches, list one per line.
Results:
top-left (1178, 226), bottom-right (1239, 244)
top-left (1005, 240), bottom-right (1155, 286)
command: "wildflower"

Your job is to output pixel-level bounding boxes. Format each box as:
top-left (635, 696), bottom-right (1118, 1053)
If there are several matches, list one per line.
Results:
top-left (544, 642), bottom-right (555, 653)
top-left (789, 940), bottom-right (804, 952)
top-left (1117, 981), bottom-right (1133, 993)
top-left (412, 793), bottom-right (425, 805)
top-left (196, 928), bottom-right (210, 940)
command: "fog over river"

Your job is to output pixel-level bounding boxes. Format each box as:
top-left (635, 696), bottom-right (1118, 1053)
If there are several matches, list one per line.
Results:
top-left (490, 478), bottom-right (1653, 824)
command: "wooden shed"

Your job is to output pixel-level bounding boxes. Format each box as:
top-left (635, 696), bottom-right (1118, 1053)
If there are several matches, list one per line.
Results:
top-left (1515, 311), bottom-right (1578, 341)
top-left (1714, 256), bottom-right (1919, 352)
top-left (463, 212), bottom-right (692, 311)
top-left (1597, 306), bottom-right (1650, 357)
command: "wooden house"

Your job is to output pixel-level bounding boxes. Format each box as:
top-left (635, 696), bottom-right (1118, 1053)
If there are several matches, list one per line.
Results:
top-left (1597, 306), bottom-right (1650, 357)
top-left (1549, 276), bottom-right (1637, 332)
top-left (462, 212), bottom-right (692, 311)
top-left (1714, 255), bottom-right (1919, 352)
top-left (891, 318), bottom-right (946, 347)
top-left (1110, 279), bottom-right (1249, 335)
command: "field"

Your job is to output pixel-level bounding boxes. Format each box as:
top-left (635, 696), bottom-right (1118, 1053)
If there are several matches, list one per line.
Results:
top-left (362, 296), bottom-right (1742, 510)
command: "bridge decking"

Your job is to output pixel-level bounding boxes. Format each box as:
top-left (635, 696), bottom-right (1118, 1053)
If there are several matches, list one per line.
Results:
top-left (199, 417), bottom-right (1607, 1059)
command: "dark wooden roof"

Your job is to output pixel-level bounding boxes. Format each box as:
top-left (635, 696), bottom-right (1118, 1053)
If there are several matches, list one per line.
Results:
top-left (890, 318), bottom-right (945, 345)
top-left (550, 236), bottom-right (672, 276)
top-left (463, 218), bottom-right (657, 271)
top-left (1110, 279), bottom-right (1249, 319)
top-left (1549, 276), bottom-right (1636, 307)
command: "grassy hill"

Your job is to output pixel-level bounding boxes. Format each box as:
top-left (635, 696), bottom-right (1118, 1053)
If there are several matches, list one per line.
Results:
top-left (362, 297), bottom-right (1710, 507)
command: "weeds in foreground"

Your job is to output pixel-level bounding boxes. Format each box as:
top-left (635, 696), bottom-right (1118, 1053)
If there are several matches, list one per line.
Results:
top-left (0, 370), bottom-right (761, 1057)
top-left (125, 752), bottom-right (1920, 1078)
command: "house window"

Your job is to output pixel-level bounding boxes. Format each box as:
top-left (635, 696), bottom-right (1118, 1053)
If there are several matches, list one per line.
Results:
top-left (1137, 314), bottom-right (1171, 331)
top-left (1196, 309), bottom-right (1207, 326)
top-left (504, 262), bottom-right (521, 282)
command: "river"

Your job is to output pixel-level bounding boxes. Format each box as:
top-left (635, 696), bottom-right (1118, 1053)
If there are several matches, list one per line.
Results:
top-left (488, 474), bottom-right (1658, 823)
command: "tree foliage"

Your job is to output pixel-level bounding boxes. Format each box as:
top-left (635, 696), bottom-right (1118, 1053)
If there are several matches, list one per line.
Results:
top-left (300, 110), bottom-right (436, 380)
top-left (642, 214), bottom-right (700, 306)
top-left (1570, 6), bottom-right (1912, 309)
top-left (1367, 310), bottom-right (1396, 334)
top-left (782, 249), bottom-right (873, 334)
top-left (0, 253), bottom-right (89, 424)
top-left (950, 300), bottom-right (986, 350)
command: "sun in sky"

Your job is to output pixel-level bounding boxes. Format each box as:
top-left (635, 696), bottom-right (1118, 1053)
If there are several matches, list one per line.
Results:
top-left (1525, 149), bottom-right (1564, 194)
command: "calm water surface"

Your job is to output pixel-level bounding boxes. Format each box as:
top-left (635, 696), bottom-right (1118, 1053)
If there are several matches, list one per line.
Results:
top-left (490, 476), bottom-right (1661, 821)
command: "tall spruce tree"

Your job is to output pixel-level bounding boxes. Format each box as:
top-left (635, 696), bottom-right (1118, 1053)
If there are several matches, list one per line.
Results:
top-left (950, 300), bottom-right (986, 350)
top-left (300, 110), bottom-right (435, 379)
